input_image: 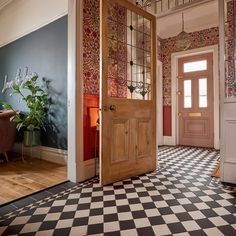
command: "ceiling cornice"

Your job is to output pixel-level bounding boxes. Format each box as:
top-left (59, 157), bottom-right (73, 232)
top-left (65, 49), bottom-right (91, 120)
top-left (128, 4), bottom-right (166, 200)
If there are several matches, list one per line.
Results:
top-left (0, 0), bottom-right (13, 11)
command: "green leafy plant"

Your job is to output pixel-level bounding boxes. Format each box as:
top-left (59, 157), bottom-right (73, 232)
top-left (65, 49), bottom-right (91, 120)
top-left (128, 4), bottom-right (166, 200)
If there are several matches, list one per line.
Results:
top-left (1, 75), bottom-right (49, 131)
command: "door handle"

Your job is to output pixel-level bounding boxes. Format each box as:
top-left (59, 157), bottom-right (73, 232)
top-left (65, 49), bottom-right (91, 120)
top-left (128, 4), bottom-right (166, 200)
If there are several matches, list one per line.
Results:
top-left (109, 105), bottom-right (116, 111)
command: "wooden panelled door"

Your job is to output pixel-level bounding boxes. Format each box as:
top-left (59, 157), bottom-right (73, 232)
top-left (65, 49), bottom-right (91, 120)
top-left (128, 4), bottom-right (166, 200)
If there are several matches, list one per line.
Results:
top-left (178, 53), bottom-right (214, 148)
top-left (100, 0), bottom-right (157, 185)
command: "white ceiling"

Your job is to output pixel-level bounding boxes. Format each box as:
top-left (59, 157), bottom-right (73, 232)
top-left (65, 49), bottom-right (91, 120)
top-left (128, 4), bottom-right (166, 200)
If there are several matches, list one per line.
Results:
top-left (156, 0), bottom-right (219, 39)
top-left (0, 0), bottom-right (218, 39)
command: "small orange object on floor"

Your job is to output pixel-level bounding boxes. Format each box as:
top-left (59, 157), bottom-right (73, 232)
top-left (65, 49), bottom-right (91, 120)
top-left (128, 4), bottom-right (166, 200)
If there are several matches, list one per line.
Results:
top-left (211, 164), bottom-right (220, 178)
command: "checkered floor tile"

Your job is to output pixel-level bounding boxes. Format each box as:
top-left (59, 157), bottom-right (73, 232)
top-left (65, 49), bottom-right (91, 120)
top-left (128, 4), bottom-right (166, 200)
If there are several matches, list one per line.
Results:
top-left (0, 146), bottom-right (236, 236)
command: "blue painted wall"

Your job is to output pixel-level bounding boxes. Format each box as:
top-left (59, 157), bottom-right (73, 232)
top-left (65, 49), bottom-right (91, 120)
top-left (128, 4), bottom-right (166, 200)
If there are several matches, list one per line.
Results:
top-left (0, 16), bottom-right (68, 150)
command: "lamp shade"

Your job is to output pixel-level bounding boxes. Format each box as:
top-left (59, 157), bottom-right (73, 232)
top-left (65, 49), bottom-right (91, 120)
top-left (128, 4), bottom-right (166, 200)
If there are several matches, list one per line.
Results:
top-left (175, 13), bottom-right (191, 51)
top-left (176, 30), bottom-right (191, 51)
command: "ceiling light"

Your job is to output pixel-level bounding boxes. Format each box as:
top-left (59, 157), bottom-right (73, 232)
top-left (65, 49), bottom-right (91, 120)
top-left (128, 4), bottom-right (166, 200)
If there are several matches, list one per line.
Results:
top-left (175, 13), bottom-right (191, 51)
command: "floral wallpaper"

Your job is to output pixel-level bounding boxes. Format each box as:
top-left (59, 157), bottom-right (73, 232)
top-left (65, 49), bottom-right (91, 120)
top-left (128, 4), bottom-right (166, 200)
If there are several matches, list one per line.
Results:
top-left (225, 0), bottom-right (236, 98)
top-left (83, 0), bottom-right (128, 98)
top-left (161, 27), bottom-right (219, 106)
top-left (83, 0), bottom-right (221, 136)
top-left (83, 0), bottom-right (100, 95)
top-left (83, 0), bottom-right (220, 103)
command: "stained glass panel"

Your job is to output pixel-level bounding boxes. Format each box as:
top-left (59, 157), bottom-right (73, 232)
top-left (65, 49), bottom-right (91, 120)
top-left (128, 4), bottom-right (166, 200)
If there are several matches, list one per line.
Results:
top-left (107, 0), bottom-right (152, 100)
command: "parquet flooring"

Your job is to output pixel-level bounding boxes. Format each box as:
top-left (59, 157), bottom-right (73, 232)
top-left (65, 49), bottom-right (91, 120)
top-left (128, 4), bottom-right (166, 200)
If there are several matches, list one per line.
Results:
top-left (0, 156), bottom-right (67, 205)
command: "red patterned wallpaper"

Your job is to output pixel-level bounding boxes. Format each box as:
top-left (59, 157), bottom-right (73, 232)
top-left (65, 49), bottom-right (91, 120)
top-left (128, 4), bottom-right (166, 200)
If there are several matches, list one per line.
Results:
top-left (225, 0), bottom-right (235, 98)
top-left (83, 0), bottom-right (128, 98)
top-left (83, 0), bottom-right (100, 95)
top-left (83, 1), bottom-right (220, 137)
top-left (161, 27), bottom-right (219, 106)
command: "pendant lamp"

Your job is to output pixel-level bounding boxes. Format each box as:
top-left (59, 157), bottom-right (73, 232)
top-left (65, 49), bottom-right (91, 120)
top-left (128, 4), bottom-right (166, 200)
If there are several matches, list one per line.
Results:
top-left (176, 13), bottom-right (191, 51)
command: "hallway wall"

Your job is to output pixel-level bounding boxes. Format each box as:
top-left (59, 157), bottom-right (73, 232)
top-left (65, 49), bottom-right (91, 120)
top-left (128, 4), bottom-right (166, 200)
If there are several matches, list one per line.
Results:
top-left (83, 0), bottom-right (100, 96)
top-left (82, 0), bottom-right (220, 140)
top-left (160, 27), bottom-right (219, 136)
top-left (83, 0), bottom-right (100, 161)
top-left (83, 0), bottom-right (129, 160)
top-left (0, 0), bottom-right (68, 150)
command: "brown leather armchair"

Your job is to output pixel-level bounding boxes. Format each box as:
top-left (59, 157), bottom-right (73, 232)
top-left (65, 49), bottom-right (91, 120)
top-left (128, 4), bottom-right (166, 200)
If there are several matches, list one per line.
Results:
top-left (0, 110), bottom-right (16, 162)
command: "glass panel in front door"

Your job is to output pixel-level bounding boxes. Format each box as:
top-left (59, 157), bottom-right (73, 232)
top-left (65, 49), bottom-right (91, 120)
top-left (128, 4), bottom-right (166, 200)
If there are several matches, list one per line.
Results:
top-left (184, 80), bottom-right (192, 108)
top-left (107, 1), bottom-right (151, 100)
top-left (183, 60), bottom-right (207, 73)
top-left (199, 78), bottom-right (207, 108)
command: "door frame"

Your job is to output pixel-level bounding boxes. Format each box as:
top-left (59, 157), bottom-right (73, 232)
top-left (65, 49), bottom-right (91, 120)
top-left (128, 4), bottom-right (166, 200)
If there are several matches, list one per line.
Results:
top-left (157, 59), bottom-right (163, 146)
top-left (170, 45), bottom-right (220, 149)
top-left (68, 0), bottom-right (97, 182)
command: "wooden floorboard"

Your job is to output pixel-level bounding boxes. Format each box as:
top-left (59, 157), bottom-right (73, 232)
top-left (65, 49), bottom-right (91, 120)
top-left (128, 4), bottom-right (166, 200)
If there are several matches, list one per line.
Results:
top-left (0, 157), bottom-right (67, 205)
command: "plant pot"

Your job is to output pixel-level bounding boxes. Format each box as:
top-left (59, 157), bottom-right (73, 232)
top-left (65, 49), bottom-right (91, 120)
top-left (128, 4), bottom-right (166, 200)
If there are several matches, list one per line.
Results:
top-left (23, 130), bottom-right (41, 147)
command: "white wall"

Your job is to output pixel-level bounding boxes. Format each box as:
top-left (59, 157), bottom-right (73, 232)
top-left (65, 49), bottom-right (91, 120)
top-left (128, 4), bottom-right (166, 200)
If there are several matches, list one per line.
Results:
top-left (0, 0), bottom-right (68, 47)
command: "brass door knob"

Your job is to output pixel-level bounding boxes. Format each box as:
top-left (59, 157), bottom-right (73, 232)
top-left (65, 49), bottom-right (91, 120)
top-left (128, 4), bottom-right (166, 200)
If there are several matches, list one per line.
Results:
top-left (109, 105), bottom-right (116, 111)
top-left (177, 91), bottom-right (182, 95)
top-left (177, 75), bottom-right (183, 79)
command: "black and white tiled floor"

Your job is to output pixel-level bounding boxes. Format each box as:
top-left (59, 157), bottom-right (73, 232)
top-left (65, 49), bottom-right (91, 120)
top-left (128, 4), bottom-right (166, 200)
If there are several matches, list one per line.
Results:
top-left (0, 146), bottom-right (236, 236)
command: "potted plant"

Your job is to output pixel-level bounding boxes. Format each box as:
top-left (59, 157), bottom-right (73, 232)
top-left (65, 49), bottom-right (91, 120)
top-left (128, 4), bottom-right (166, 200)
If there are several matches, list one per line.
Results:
top-left (1, 74), bottom-right (49, 147)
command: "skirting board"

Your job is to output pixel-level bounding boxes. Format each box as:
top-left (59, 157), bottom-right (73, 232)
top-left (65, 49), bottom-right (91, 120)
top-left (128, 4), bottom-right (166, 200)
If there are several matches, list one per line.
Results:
top-left (83, 158), bottom-right (96, 180)
top-left (12, 143), bottom-right (67, 165)
top-left (163, 136), bottom-right (175, 146)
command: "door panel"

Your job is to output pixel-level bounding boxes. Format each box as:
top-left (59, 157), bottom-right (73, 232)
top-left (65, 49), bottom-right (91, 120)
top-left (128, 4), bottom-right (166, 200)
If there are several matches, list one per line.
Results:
top-left (111, 119), bottom-right (130, 164)
top-left (183, 118), bottom-right (209, 136)
top-left (100, 0), bottom-right (156, 185)
top-left (137, 118), bottom-right (151, 159)
top-left (178, 53), bottom-right (214, 148)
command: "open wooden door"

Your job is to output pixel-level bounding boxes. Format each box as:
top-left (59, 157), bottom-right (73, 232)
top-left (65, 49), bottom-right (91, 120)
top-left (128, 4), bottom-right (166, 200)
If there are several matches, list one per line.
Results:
top-left (219, 0), bottom-right (236, 184)
top-left (100, 0), bottom-right (157, 185)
